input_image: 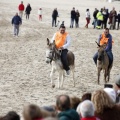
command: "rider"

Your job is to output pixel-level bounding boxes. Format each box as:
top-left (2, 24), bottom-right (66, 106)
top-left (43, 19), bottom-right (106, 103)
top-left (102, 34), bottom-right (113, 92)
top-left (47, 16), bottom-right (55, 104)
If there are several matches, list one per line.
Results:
top-left (93, 28), bottom-right (113, 67)
top-left (51, 23), bottom-right (71, 75)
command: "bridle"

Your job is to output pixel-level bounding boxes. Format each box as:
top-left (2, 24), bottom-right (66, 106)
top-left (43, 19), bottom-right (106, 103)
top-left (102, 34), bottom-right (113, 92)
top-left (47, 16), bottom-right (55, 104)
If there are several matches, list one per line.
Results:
top-left (47, 46), bottom-right (61, 63)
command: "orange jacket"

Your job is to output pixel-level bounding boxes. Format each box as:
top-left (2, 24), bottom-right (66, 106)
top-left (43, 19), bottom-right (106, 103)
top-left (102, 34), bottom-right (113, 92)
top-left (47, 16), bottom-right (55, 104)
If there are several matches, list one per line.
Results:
top-left (55, 32), bottom-right (68, 49)
top-left (100, 33), bottom-right (109, 45)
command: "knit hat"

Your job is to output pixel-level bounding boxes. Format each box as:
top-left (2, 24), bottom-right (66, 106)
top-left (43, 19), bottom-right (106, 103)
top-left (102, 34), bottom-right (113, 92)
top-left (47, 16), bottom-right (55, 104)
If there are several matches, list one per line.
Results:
top-left (104, 88), bottom-right (116, 103)
top-left (115, 75), bottom-right (120, 87)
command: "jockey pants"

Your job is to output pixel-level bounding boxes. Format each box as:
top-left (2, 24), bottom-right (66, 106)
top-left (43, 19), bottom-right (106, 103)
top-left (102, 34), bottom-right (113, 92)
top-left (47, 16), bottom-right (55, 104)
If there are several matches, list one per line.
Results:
top-left (93, 51), bottom-right (113, 67)
top-left (61, 49), bottom-right (70, 71)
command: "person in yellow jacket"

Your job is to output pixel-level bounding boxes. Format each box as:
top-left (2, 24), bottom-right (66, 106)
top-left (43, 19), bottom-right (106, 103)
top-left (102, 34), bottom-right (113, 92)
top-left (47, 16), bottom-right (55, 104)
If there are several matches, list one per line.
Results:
top-left (93, 28), bottom-right (113, 67)
top-left (51, 23), bottom-right (71, 75)
top-left (96, 9), bottom-right (104, 29)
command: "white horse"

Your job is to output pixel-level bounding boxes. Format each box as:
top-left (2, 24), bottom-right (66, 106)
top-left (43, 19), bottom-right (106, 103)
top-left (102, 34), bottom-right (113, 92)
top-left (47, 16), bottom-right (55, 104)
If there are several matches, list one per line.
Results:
top-left (45, 38), bottom-right (75, 88)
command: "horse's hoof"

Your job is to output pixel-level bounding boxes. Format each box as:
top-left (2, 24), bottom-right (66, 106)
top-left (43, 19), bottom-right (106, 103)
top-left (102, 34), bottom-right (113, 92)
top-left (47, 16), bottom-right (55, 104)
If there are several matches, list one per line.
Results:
top-left (52, 84), bottom-right (55, 88)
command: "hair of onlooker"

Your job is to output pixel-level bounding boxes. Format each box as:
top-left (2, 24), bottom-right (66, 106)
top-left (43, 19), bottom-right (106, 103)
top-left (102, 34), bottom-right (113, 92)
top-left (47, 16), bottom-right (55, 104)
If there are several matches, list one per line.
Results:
top-left (81, 92), bottom-right (91, 102)
top-left (23, 104), bottom-right (42, 120)
top-left (23, 104), bottom-right (57, 120)
top-left (91, 90), bottom-right (115, 114)
top-left (79, 100), bottom-right (95, 118)
top-left (70, 96), bottom-right (81, 110)
top-left (0, 111), bottom-right (20, 120)
top-left (56, 94), bottom-right (71, 111)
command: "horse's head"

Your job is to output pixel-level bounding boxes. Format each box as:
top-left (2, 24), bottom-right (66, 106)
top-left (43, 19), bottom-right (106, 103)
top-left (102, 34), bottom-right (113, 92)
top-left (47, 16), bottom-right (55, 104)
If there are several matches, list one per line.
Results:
top-left (96, 41), bottom-right (107, 61)
top-left (46, 38), bottom-right (61, 63)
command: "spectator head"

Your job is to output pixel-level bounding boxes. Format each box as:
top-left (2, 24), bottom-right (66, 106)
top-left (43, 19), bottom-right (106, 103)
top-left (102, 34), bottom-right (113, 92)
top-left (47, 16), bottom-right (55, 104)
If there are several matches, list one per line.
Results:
top-left (0, 111), bottom-right (20, 120)
top-left (79, 100), bottom-right (95, 118)
top-left (56, 95), bottom-right (70, 111)
top-left (15, 12), bottom-right (18, 16)
top-left (91, 90), bottom-right (115, 114)
top-left (86, 9), bottom-right (89, 11)
top-left (95, 8), bottom-right (97, 11)
top-left (113, 7), bottom-right (115, 10)
top-left (73, 7), bottom-right (75, 10)
top-left (81, 92), bottom-right (91, 102)
top-left (21, 1), bottom-right (23, 4)
top-left (70, 96), bottom-right (81, 110)
top-left (23, 104), bottom-right (42, 120)
top-left (101, 8), bottom-right (103, 12)
top-left (39, 8), bottom-right (42, 10)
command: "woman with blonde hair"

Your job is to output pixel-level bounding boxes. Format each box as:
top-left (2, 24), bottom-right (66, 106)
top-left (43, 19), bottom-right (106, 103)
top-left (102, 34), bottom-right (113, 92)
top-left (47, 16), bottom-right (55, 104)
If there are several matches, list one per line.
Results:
top-left (92, 89), bottom-right (120, 120)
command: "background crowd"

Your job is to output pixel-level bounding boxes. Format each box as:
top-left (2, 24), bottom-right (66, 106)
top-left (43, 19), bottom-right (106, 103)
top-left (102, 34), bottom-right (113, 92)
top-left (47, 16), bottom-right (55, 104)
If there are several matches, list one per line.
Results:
top-left (11, 1), bottom-right (120, 37)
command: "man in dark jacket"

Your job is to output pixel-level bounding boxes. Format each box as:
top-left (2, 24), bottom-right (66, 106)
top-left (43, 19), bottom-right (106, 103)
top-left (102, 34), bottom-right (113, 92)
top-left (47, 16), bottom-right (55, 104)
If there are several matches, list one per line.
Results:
top-left (56, 95), bottom-right (80, 120)
top-left (12, 13), bottom-right (22, 37)
top-left (93, 28), bottom-right (113, 68)
top-left (52, 8), bottom-right (58, 27)
top-left (70, 7), bottom-right (76, 28)
top-left (93, 8), bottom-right (98, 28)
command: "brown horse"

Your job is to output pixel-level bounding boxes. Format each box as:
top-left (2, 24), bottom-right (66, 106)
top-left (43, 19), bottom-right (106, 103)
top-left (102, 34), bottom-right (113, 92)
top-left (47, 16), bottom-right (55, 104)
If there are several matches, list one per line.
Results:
top-left (46, 38), bottom-right (75, 88)
top-left (96, 42), bottom-right (112, 84)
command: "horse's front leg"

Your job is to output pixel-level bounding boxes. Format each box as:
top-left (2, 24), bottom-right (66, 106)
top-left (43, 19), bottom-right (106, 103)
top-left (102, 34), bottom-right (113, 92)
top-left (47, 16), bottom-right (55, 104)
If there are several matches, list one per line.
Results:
top-left (50, 67), bottom-right (55, 88)
top-left (60, 70), bottom-right (64, 88)
top-left (104, 68), bottom-right (107, 83)
top-left (71, 66), bottom-right (75, 87)
top-left (97, 67), bottom-right (101, 84)
top-left (58, 70), bottom-right (62, 88)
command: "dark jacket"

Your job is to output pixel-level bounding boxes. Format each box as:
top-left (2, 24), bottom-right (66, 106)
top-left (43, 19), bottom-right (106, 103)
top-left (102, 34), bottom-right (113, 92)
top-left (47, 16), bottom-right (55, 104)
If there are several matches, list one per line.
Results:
top-left (12, 15), bottom-right (22, 25)
top-left (117, 13), bottom-right (120, 22)
top-left (71, 10), bottom-right (76, 19)
top-left (25, 5), bottom-right (32, 14)
top-left (75, 12), bottom-right (80, 20)
top-left (52, 10), bottom-right (58, 18)
top-left (95, 105), bottom-right (120, 120)
top-left (93, 10), bottom-right (98, 19)
top-left (58, 109), bottom-right (80, 120)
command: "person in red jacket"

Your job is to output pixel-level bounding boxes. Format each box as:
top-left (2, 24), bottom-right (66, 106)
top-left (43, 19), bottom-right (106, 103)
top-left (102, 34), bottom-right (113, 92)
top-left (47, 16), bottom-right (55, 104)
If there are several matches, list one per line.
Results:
top-left (18, 1), bottom-right (24, 18)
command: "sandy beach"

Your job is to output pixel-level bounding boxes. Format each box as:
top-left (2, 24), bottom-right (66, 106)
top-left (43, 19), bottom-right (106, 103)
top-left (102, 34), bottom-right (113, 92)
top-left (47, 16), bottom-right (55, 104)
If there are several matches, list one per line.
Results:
top-left (0, 0), bottom-right (120, 116)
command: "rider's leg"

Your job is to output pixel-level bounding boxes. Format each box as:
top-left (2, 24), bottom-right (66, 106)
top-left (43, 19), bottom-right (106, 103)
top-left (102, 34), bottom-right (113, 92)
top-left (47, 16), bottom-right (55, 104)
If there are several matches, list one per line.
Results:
top-left (93, 52), bottom-right (98, 65)
top-left (107, 51), bottom-right (113, 67)
top-left (61, 49), bottom-right (70, 71)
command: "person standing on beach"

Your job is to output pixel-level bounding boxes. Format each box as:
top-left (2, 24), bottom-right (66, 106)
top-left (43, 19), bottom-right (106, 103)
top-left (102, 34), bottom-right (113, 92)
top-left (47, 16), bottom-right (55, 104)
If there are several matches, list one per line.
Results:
top-left (11, 13), bottom-right (22, 37)
top-left (70, 7), bottom-right (76, 28)
top-left (38, 8), bottom-right (42, 21)
top-left (18, 1), bottom-right (25, 19)
top-left (25, 3), bottom-right (32, 20)
top-left (93, 8), bottom-right (98, 29)
top-left (52, 8), bottom-right (58, 27)
top-left (85, 9), bottom-right (90, 28)
top-left (75, 10), bottom-right (80, 28)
